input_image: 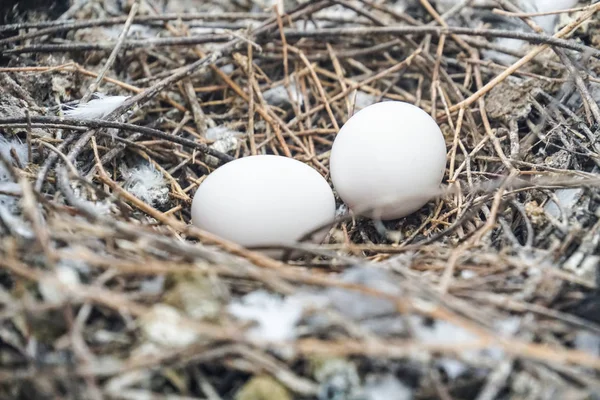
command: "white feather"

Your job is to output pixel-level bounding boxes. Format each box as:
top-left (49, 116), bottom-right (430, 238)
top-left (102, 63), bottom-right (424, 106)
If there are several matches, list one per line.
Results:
top-left (0, 136), bottom-right (28, 178)
top-left (326, 267), bottom-right (402, 320)
top-left (64, 94), bottom-right (129, 120)
top-left (38, 265), bottom-right (81, 304)
top-left (70, 183), bottom-right (113, 215)
top-left (228, 290), bottom-right (325, 342)
top-left (480, 0), bottom-right (579, 63)
top-left (362, 375), bottom-right (413, 400)
top-left (351, 91), bottom-right (378, 112)
top-left (526, 0), bottom-right (579, 32)
top-left (0, 136), bottom-right (28, 212)
top-left (263, 78), bottom-right (304, 107)
top-left (483, 37), bottom-right (528, 64)
top-left (140, 304), bottom-right (199, 348)
top-left (574, 330), bottom-right (600, 357)
top-left (204, 126), bottom-right (243, 167)
top-left (228, 291), bottom-right (304, 341)
top-left (435, 0), bottom-right (487, 12)
top-left (123, 163), bottom-right (169, 206)
top-left (205, 126), bottom-right (243, 141)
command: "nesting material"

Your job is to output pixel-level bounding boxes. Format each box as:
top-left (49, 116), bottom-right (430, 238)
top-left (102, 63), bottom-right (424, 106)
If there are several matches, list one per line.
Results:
top-left (325, 266), bottom-right (402, 319)
top-left (313, 357), bottom-right (361, 400)
top-left (480, 0), bottom-right (580, 63)
top-left (263, 78), bottom-right (304, 107)
top-left (63, 94), bottom-right (129, 120)
top-left (2, 0), bottom-right (600, 398)
top-left (0, 136), bottom-right (28, 178)
top-left (205, 125), bottom-right (244, 141)
top-left (574, 330), bottom-right (600, 357)
top-left (139, 304), bottom-right (199, 348)
top-left (228, 290), bottom-right (308, 342)
top-left (235, 375), bottom-right (292, 400)
top-left (544, 188), bottom-right (583, 219)
top-left (38, 265), bottom-right (81, 304)
top-left (362, 374), bottom-right (413, 400)
top-left (205, 126), bottom-right (242, 166)
top-left (350, 90), bottom-right (378, 112)
top-left (0, 136), bottom-right (28, 211)
top-left (122, 162), bottom-right (169, 206)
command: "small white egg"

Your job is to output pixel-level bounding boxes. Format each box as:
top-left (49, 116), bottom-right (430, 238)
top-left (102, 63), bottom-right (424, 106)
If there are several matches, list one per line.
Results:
top-left (330, 101), bottom-right (447, 220)
top-left (191, 155), bottom-right (335, 252)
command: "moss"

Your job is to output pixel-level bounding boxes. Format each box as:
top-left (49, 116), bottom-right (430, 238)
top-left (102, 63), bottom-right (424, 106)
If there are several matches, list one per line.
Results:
top-left (235, 376), bottom-right (292, 400)
top-left (163, 271), bottom-right (222, 321)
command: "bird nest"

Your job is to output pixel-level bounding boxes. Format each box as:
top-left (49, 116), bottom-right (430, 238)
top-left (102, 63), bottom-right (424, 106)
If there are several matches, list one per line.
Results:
top-left (2, 0), bottom-right (600, 399)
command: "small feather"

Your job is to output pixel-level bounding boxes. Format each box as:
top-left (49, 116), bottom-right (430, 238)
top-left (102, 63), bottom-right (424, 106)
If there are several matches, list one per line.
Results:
top-left (124, 163), bottom-right (169, 206)
top-left (64, 95), bottom-right (129, 120)
top-left (0, 137), bottom-right (28, 212)
top-left (0, 136), bottom-right (28, 177)
top-left (228, 290), bottom-right (308, 342)
top-left (263, 78), bottom-right (304, 107)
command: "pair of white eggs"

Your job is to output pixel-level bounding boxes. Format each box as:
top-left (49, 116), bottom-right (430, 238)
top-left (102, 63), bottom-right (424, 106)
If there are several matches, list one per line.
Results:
top-left (191, 101), bottom-right (447, 251)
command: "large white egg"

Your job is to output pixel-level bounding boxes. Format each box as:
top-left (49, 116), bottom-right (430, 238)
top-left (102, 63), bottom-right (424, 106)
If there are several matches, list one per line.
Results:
top-left (330, 101), bottom-right (447, 220)
top-left (191, 155), bottom-right (335, 251)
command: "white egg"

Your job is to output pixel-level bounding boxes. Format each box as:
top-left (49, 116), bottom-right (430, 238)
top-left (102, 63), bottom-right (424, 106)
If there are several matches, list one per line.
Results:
top-left (191, 155), bottom-right (335, 252)
top-left (330, 101), bottom-right (447, 220)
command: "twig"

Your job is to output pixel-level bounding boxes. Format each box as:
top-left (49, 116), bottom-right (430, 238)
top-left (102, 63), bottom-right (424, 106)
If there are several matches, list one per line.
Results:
top-left (0, 116), bottom-right (233, 163)
top-left (80, 1), bottom-right (140, 103)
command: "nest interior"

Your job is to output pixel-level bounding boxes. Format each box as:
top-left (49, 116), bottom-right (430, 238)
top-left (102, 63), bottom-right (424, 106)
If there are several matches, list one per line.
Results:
top-left (2, 0), bottom-right (600, 399)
